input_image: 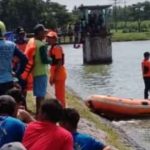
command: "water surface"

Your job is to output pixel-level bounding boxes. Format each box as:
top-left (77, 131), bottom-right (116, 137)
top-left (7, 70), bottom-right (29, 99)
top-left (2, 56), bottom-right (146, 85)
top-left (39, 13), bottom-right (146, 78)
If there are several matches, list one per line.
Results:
top-left (63, 40), bottom-right (150, 150)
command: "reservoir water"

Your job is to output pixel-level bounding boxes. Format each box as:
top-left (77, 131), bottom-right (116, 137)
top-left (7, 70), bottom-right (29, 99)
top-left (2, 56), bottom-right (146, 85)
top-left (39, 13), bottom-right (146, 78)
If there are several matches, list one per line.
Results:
top-left (64, 40), bottom-right (150, 150)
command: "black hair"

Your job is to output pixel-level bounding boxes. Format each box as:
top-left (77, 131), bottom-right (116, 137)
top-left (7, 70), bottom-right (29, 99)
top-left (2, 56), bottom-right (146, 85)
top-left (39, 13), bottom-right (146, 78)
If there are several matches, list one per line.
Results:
top-left (33, 24), bottom-right (46, 36)
top-left (0, 29), bottom-right (2, 37)
top-left (144, 52), bottom-right (150, 58)
top-left (6, 88), bottom-right (25, 104)
top-left (61, 108), bottom-right (80, 129)
top-left (15, 26), bottom-right (25, 34)
top-left (40, 99), bottom-right (63, 122)
top-left (0, 95), bottom-right (16, 116)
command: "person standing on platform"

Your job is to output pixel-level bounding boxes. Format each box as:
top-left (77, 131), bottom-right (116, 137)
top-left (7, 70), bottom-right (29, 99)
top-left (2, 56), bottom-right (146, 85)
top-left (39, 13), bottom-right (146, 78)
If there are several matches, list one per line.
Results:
top-left (46, 31), bottom-right (67, 107)
top-left (22, 24), bottom-right (51, 115)
top-left (141, 52), bottom-right (150, 99)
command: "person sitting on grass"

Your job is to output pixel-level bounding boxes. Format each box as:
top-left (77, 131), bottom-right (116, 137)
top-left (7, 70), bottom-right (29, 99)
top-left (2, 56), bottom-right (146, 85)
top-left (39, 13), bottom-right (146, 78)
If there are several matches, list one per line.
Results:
top-left (0, 95), bottom-right (25, 147)
top-left (60, 108), bottom-right (111, 150)
top-left (6, 88), bottom-right (35, 123)
top-left (22, 99), bottom-right (73, 150)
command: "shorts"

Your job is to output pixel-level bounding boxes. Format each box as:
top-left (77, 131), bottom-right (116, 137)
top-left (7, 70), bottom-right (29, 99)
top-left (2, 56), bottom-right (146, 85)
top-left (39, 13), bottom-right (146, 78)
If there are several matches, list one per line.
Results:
top-left (33, 75), bottom-right (47, 97)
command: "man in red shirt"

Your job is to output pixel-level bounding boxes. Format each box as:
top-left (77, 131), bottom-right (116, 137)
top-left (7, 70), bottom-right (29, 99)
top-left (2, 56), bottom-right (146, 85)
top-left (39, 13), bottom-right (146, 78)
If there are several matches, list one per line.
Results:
top-left (22, 99), bottom-right (73, 150)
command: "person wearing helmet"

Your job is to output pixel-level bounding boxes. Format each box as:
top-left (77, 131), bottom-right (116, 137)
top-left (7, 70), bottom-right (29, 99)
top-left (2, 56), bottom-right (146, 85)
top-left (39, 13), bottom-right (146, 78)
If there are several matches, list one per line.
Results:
top-left (0, 21), bottom-right (28, 95)
top-left (46, 31), bottom-right (67, 107)
top-left (0, 21), bottom-right (6, 38)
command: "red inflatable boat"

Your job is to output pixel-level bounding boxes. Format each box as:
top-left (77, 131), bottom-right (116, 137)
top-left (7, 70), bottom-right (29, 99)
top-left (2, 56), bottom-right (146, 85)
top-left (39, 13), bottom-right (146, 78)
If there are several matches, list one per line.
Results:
top-left (85, 95), bottom-right (150, 119)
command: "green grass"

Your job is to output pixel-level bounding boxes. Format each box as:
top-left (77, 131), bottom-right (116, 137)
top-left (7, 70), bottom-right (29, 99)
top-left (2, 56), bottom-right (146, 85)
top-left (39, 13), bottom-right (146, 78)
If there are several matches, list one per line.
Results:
top-left (26, 92), bottom-right (36, 113)
top-left (66, 90), bottom-right (132, 150)
top-left (112, 32), bottom-right (150, 41)
top-left (114, 20), bottom-right (150, 30)
top-left (110, 20), bottom-right (150, 41)
top-left (26, 90), bottom-right (132, 150)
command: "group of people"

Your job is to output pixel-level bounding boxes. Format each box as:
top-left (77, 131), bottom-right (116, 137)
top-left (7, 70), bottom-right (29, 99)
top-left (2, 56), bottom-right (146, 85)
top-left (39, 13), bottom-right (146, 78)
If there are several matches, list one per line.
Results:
top-left (0, 21), bottom-right (67, 115)
top-left (57, 25), bottom-right (74, 43)
top-left (0, 94), bottom-right (110, 150)
top-left (0, 20), bottom-right (111, 149)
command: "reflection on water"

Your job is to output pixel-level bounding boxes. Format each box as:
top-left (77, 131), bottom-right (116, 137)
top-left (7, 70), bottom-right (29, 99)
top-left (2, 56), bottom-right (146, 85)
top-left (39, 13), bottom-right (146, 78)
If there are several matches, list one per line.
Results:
top-left (82, 65), bottom-right (111, 90)
top-left (63, 41), bottom-right (150, 150)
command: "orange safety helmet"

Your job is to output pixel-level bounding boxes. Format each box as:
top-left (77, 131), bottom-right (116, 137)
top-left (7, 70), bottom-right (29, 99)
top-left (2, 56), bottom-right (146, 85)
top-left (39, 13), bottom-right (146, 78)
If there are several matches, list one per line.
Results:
top-left (47, 31), bottom-right (58, 38)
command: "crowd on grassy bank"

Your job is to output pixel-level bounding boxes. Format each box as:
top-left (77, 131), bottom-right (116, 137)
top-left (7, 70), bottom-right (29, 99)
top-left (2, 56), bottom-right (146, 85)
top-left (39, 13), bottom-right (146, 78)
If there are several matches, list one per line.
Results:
top-left (0, 19), bottom-right (115, 150)
top-left (26, 88), bottom-right (135, 150)
top-left (0, 17), bottom-right (146, 150)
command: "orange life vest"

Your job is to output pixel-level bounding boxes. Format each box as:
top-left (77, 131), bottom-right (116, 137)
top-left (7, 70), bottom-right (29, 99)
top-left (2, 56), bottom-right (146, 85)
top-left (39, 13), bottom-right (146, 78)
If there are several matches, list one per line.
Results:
top-left (49, 45), bottom-right (67, 81)
top-left (17, 43), bottom-right (27, 53)
top-left (21, 38), bottom-right (35, 80)
top-left (142, 60), bottom-right (150, 77)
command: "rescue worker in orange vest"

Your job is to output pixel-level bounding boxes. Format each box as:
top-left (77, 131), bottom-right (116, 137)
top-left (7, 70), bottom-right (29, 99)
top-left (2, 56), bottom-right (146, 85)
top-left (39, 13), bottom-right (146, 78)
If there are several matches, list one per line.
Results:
top-left (142, 52), bottom-right (150, 99)
top-left (46, 31), bottom-right (67, 107)
top-left (14, 27), bottom-right (33, 99)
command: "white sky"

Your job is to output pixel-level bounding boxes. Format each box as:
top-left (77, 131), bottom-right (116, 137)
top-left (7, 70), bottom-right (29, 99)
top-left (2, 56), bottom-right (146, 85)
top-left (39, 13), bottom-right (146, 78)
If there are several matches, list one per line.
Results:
top-left (52, 0), bottom-right (150, 11)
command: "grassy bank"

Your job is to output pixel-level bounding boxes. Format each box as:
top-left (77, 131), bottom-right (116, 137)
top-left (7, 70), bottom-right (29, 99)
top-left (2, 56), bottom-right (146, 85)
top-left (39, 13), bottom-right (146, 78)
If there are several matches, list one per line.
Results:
top-left (112, 32), bottom-right (150, 42)
top-left (66, 90), bottom-right (132, 150)
top-left (27, 90), bottom-right (132, 150)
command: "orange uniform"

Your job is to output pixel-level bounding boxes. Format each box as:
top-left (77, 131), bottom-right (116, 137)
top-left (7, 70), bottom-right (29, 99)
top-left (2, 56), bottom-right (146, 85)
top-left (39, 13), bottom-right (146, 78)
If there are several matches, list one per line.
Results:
top-left (21, 38), bottom-right (35, 91)
top-left (17, 43), bottom-right (27, 53)
top-left (12, 39), bottom-right (33, 91)
top-left (142, 60), bottom-right (150, 77)
top-left (141, 54), bottom-right (150, 99)
top-left (49, 45), bottom-right (67, 107)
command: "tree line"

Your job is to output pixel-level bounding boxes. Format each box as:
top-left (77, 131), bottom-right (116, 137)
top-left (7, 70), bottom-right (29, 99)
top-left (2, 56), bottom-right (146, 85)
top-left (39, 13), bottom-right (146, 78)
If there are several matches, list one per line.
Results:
top-left (0, 0), bottom-right (74, 32)
top-left (110, 1), bottom-right (150, 31)
top-left (112, 1), bottom-right (150, 22)
top-left (0, 0), bottom-right (150, 32)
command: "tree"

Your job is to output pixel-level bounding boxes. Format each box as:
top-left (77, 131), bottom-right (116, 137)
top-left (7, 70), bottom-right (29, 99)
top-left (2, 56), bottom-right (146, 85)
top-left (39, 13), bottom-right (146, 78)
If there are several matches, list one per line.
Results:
top-left (0, 0), bottom-right (73, 31)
